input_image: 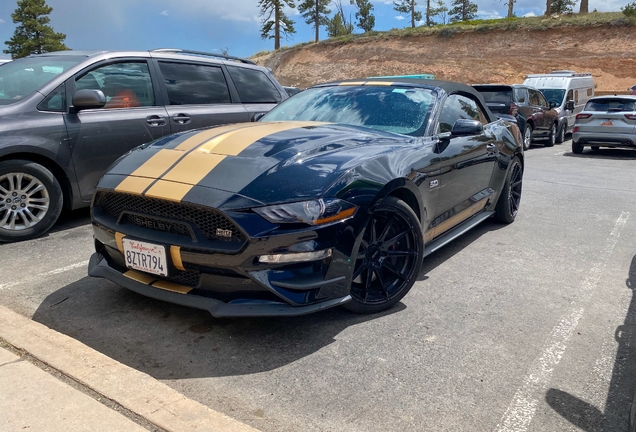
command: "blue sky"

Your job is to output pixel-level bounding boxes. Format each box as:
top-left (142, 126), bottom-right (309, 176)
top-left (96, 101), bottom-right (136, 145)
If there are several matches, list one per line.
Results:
top-left (0, 0), bottom-right (625, 60)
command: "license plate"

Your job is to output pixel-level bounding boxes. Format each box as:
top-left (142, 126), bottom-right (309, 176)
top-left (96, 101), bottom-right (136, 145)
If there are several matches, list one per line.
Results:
top-left (600, 120), bottom-right (613, 126)
top-left (122, 238), bottom-right (168, 276)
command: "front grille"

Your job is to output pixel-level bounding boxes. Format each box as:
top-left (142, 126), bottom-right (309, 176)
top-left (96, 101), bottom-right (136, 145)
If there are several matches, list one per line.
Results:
top-left (156, 270), bottom-right (201, 288)
top-left (122, 213), bottom-right (193, 238)
top-left (94, 192), bottom-right (246, 243)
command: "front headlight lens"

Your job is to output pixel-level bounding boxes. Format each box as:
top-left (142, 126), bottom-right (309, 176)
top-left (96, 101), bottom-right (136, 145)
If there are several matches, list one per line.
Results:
top-left (254, 198), bottom-right (357, 225)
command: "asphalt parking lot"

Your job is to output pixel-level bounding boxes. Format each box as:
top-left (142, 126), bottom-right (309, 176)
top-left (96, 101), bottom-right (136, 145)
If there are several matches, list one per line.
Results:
top-left (1, 140), bottom-right (635, 432)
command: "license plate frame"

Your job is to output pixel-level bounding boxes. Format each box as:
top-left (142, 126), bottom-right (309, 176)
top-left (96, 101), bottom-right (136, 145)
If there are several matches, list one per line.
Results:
top-left (122, 238), bottom-right (168, 277)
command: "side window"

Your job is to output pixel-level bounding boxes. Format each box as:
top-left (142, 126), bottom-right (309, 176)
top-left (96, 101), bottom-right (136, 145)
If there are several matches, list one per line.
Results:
top-left (514, 88), bottom-right (527, 103)
top-left (575, 90), bottom-right (579, 103)
top-left (438, 94), bottom-right (485, 133)
top-left (528, 90), bottom-right (540, 106)
top-left (37, 84), bottom-right (66, 112)
top-left (587, 88), bottom-right (593, 97)
top-left (75, 61), bottom-right (155, 108)
top-left (226, 66), bottom-right (282, 104)
top-left (158, 62), bottom-right (231, 105)
top-left (536, 91), bottom-right (548, 108)
top-left (567, 89), bottom-right (573, 101)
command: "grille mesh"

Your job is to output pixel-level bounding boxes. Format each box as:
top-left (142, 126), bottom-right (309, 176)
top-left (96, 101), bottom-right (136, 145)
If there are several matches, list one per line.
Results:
top-left (94, 192), bottom-right (245, 243)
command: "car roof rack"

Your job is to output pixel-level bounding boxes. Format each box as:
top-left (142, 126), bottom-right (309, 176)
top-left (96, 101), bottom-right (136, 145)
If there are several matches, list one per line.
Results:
top-left (150, 48), bottom-right (256, 65)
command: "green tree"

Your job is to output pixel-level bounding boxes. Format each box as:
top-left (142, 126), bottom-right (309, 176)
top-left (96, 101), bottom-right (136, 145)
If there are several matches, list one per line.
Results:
top-left (436, 0), bottom-right (449, 24)
top-left (298, 0), bottom-right (331, 42)
top-left (259, 0), bottom-right (296, 50)
top-left (394, 0), bottom-right (422, 28)
top-left (448, 0), bottom-right (478, 22)
top-left (327, 0), bottom-right (354, 37)
top-left (425, 0), bottom-right (446, 25)
top-left (351, 0), bottom-right (375, 32)
top-left (550, 0), bottom-right (576, 14)
top-left (4, 0), bottom-right (68, 59)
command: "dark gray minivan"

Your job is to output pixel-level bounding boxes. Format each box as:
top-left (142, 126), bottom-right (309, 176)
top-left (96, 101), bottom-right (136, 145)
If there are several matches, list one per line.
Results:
top-left (0, 49), bottom-right (288, 242)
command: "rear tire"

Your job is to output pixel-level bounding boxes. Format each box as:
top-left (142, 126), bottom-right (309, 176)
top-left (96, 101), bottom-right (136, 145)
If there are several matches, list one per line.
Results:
top-left (572, 141), bottom-right (584, 154)
top-left (344, 197), bottom-right (423, 314)
top-left (494, 157), bottom-right (523, 224)
top-left (523, 125), bottom-right (533, 151)
top-left (0, 160), bottom-right (63, 243)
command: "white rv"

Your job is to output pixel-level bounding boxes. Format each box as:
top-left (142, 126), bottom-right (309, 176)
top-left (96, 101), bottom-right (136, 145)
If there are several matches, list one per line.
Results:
top-left (523, 71), bottom-right (595, 143)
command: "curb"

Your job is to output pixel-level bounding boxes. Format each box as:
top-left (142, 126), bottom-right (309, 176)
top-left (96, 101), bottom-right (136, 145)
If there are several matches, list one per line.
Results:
top-left (0, 305), bottom-right (259, 432)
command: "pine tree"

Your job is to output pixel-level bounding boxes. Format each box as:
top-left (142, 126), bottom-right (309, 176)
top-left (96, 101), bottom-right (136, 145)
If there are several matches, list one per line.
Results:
top-left (550, 0), bottom-right (576, 14)
top-left (259, 0), bottom-right (296, 50)
top-left (4, 0), bottom-right (68, 59)
top-left (298, 0), bottom-right (331, 42)
top-left (351, 0), bottom-right (375, 33)
top-left (327, 1), bottom-right (354, 37)
top-left (545, 0), bottom-right (551, 16)
top-left (393, 0), bottom-right (422, 28)
top-left (448, 0), bottom-right (478, 22)
top-left (436, 0), bottom-right (449, 24)
top-left (501, 0), bottom-right (515, 18)
top-left (579, 0), bottom-right (589, 13)
top-left (425, 0), bottom-right (446, 25)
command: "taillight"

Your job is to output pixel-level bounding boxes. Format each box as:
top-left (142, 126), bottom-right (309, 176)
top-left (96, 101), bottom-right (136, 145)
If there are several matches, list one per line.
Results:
top-left (510, 102), bottom-right (518, 116)
top-left (576, 113), bottom-right (592, 119)
top-left (573, 126), bottom-right (579, 133)
top-left (624, 114), bottom-right (636, 120)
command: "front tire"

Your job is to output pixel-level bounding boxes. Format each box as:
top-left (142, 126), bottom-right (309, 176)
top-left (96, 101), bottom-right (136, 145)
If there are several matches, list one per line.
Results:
top-left (523, 125), bottom-right (533, 151)
top-left (344, 196), bottom-right (423, 314)
top-left (0, 160), bottom-right (63, 242)
top-left (545, 123), bottom-right (556, 147)
top-left (494, 157), bottom-right (523, 224)
top-left (572, 141), bottom-right (584, 154)
top-left (556, 122), bottom-right (567, 144)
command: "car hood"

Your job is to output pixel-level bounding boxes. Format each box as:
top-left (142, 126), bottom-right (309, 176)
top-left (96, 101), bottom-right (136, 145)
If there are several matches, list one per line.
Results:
top-left (101, 121), bottom-right (414, 208)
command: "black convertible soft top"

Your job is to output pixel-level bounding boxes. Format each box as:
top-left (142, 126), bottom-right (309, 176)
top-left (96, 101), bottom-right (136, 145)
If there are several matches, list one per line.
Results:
top-left (320, 78), bottom-right (497, 124)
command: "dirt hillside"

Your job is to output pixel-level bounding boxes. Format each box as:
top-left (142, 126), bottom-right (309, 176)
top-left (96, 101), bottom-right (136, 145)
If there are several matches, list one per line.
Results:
top-left (253, 24), bottom-right (636, 93)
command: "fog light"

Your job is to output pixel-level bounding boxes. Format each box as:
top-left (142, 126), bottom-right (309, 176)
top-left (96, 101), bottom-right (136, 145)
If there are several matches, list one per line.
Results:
top-left (259, 249), bottom-right (332, 264)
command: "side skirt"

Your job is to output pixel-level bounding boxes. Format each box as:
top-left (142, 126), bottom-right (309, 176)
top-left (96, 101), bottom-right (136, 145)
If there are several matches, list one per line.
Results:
top-left (423, 211), bottom-right (495, 257)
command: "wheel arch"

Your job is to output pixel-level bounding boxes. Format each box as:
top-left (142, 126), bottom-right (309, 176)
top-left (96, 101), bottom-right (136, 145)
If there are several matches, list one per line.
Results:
top-left (0, 152), bottom-right (74, 211)
top-left (371, 179), bottom-right (423, 223)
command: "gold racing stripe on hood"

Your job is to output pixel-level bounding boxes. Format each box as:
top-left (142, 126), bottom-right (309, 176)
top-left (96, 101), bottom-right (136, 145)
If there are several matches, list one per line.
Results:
top-left (174, 123), bottom-right (261, 152)
top-left (143, 122), bottom-right (328, 202)
top-left (115, 176), bottom-right (156, 195)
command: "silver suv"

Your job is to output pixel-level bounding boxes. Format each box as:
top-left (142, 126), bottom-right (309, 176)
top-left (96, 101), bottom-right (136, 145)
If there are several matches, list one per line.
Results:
top-left (572, 95), bottom-right (636, 154)
top-left (0, 49), bottom-right (287, 242)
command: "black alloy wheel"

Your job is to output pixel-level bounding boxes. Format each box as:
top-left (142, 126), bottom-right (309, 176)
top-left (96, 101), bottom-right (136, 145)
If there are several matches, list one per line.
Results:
top-left (494, 157), bottom-right (523, 224)
top-left (545, 123), bottom-right (556, 147)
top-left (556, 122), bottom-right (567, 144)
top-left (0, 160), bottom-right (63, 242)
top-left (523, 125), bottom-right (533, 151)
top-left (345, 196), bottom-right (423, 314)
top-left (572, 141), bottom-right (584, 154)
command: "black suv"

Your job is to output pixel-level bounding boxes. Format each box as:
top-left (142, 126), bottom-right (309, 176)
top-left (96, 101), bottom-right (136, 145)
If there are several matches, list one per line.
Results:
top-left (473, 84), bottom-right (560, 150)
top-left (0, 49), bottom-right (288, 242)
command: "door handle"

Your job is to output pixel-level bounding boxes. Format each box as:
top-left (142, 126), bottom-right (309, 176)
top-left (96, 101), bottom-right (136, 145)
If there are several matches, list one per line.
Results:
top-left (146, 115), bottom-right (166, 127)
top-left (172, 114), bottom-right (191, 125)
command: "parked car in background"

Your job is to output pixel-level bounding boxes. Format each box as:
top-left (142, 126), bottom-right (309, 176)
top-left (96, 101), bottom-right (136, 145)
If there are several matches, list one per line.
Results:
top-left (572, 95), bottom-right (636, 154)
top-left (0, 49), bottom-right (288, 242)
top-left (629, 85), bottom-right (636, 95)
top-left (473, 84), bottom-right (559, 150)
top-left (88, 78), bottom-right (524, 317)
top-left (524, 71), bottom-right (595, 143)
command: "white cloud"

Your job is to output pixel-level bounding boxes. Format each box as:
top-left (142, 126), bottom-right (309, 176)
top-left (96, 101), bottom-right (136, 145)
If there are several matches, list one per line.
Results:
top-left (395, 15), bottom-right (405, 20)
top-left (160, 10), bottom-right (168, 16)
top-left (523, 12), bottom-right (537, 17)
top-left (0, 18), bottom-right (5, 24)
top-left (477, 10), bottom-right (503, 20)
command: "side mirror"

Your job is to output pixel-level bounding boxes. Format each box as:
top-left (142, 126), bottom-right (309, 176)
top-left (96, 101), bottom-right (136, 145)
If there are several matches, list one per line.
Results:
top-left (566, 100), bottom-right (575, 111)
top-left (72, 89), bottom-right (106, 110)
top-left (549, 101), bottom-right (557, 109)
top-left (252, 112), bottom-right (266, 122)
top-left (451, 119), bottom-right (483, 136)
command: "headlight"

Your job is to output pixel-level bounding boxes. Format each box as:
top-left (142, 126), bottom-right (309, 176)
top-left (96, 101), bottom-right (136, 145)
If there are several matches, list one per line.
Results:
top-left (254, 198), bottom-right (357, 225)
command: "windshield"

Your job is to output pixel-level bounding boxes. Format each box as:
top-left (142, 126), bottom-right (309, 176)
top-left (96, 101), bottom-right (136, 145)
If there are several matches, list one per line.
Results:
top-left (262, 85), bottom-right (436, 136)
top-left (585, 98), bottom-right (636, 112)
top-left (0, 55), bottom-right (85, 106)
top-left (538, 89), bottom-right (566, 106)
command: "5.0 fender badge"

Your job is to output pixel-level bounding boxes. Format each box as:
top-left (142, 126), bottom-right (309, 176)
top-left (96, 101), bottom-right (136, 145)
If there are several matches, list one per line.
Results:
top-left (430, 179), bottom-right (439, 188)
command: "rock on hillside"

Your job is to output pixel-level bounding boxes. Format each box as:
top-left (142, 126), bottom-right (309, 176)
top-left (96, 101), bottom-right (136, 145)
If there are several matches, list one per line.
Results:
top-left (253, 24), bottom-right (636, 92)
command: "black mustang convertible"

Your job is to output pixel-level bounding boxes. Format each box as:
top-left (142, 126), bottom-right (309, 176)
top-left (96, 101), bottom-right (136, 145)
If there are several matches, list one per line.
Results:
top-left (88, 78), bottom-right (523, 317)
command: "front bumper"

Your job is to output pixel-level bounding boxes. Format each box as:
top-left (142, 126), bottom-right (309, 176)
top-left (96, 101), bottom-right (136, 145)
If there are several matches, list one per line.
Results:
top-left (89, 192), bottom-right (362, 317)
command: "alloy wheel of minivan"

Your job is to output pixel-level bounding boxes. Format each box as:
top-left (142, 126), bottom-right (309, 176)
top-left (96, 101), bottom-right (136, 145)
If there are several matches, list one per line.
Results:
top-left (545, 124), bottom-right (556, 147)
top-left (523, 125), bottom-right (532, 150)
top-left (556, 123), bottom-right (567, 143)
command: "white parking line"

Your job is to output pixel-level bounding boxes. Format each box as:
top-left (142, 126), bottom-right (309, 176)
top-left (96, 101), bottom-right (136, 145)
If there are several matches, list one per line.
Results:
top-left (494, 211), bottom-right (630, 432)
top-left (554, 151), bottom-right (567, 156)
top-left (0, 261), bottom-right (89, 290)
